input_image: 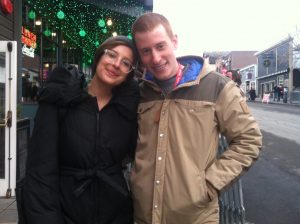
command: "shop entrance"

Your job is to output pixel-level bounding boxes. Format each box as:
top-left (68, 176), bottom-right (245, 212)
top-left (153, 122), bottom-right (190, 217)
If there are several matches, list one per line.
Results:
top-left (0, 41), bottom-right (17, 197)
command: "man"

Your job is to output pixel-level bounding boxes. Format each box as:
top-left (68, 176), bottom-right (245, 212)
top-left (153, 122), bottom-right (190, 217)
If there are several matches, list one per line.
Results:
top-left (273, 85), bottom-right (278, 101)
top-left (130, 12), bottom-right (262, 224)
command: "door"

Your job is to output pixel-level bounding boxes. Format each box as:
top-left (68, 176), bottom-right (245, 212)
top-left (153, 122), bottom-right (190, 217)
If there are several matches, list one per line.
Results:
top-left (0, 41), bottom-right (17, 197)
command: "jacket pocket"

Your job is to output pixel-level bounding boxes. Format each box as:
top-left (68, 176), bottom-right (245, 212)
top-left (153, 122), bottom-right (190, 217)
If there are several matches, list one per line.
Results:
top-left (137, 101), bottom-right (158, 129)
top-left (195, 171), bottom-right (212, 207)
top-left (137, 102), bottom-right (155, 116)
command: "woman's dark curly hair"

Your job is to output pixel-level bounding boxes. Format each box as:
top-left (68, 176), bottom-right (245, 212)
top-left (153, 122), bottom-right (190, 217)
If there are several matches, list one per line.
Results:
top-left (227, 69), bottom-right (242, 86)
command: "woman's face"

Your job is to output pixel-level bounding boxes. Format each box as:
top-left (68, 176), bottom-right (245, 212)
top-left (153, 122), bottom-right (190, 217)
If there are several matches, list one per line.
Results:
top-left (95, 45), bottom-right (134, 87)
top-left (225, 71), bottom-right (233, 80)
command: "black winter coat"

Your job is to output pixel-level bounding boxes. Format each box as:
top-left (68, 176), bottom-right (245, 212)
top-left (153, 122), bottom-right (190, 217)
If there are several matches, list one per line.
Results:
top-left (23, 65), bottom-right (139, 224)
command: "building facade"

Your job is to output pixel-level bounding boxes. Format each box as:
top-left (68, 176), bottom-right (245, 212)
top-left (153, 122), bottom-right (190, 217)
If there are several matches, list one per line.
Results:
top-left (239, 64), bottom-right (257, 98)
top-left (204, 51), bottom-right (257, 75)
top-left (224, 51), bottom-right (257, 71)
top-left (255, 37), bottom-right (293, 101)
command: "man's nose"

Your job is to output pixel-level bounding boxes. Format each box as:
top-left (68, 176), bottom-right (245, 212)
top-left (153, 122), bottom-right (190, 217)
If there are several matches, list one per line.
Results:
top-left (151, 50), bottom-right (161, 63)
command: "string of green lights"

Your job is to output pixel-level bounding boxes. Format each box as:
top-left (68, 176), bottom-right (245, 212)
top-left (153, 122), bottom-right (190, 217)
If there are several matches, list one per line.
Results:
top-left (24, 0), bottom-right (143, 65)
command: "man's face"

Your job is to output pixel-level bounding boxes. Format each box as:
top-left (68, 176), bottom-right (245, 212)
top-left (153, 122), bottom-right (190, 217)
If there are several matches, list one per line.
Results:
top-left (134, 24), bottom-right (178, 81)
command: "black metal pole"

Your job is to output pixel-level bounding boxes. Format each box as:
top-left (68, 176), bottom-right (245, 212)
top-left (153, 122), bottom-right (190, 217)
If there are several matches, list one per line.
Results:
top-left (39, 20), bottom-right (44, 87)
top-left (57, 29), bottom-right (63, 66)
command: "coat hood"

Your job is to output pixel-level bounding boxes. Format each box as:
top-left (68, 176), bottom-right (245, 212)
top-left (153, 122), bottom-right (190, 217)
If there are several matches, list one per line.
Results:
top-left (38, 64), bottom-right (89, 106)
top-left (39, 64), bottom-right (139, 120)
top-left (176, 55), bottom-right (215, 84)
top-left (111, 79), bottom-right (140, 120)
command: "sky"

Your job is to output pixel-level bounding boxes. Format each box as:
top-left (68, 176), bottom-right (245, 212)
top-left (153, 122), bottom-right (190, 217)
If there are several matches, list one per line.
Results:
top-left (153, 0), bottom-right (300, 56)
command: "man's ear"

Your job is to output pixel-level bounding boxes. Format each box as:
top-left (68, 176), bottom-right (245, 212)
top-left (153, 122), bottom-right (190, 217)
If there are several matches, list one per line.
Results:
top-left (172, 34), bottom-right (178, 50)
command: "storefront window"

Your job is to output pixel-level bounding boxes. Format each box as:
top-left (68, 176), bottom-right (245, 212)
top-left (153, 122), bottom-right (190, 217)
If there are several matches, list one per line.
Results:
top-left (264, 83), bottom-right (270, 92)
top-left (21, 70), bottom-right (40, 103)
top-left (278, 75), bottom-right (284, 86)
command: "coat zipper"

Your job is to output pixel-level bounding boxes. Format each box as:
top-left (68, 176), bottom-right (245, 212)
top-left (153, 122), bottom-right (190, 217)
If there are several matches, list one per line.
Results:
top-left (95, 112), bottom-right (101, 223)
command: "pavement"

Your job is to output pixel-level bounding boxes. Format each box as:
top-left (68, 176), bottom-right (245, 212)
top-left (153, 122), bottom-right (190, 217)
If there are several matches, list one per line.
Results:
top-left (0, 197), bottom-right (17, 224)
top-left (0, 97), bottom-right (299, 224)
top-left (249, 97), bottom-right (300, 106)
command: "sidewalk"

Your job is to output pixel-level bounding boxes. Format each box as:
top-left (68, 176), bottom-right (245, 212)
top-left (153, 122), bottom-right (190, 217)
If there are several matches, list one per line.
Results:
top-left (250, 97), bottom-right (300, 106)
top-left (0, 197), bottom-right (17, 224)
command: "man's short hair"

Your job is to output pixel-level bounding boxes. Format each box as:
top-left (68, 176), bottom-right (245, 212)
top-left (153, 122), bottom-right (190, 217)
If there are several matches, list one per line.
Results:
top-left (132, 12), bottom-right (174, 41)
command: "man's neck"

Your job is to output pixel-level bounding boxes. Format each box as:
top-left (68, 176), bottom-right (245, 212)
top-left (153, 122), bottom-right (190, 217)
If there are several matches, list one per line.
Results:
top-left (154, 75), bottom-right (176, 96)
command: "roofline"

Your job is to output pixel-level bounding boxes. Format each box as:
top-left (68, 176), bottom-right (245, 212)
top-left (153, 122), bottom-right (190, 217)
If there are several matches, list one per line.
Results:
top-left (255, 36), bottom-right (293, 56)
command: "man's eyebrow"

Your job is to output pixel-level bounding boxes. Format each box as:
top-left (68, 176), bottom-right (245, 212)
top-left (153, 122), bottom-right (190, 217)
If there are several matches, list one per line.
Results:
top-left (155, 41), bottom-right (167, 46)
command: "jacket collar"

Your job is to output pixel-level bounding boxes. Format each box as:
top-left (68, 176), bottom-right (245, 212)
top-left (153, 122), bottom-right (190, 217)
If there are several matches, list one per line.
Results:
top-left (142, 55), bottom-right (214, 86)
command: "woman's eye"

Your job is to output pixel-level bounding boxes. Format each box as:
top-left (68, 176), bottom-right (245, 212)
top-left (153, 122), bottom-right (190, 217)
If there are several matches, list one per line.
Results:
top-left (122, 60), bottom-right (131, 68)
top-left (109, 52), bottom-right (117, 58)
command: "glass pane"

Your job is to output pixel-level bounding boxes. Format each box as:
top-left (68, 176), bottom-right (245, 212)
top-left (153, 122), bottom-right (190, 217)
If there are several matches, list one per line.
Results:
top-left (0, 52), bottom-right (5, 178)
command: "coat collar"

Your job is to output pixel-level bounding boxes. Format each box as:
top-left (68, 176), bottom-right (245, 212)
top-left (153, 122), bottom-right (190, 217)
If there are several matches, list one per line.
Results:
top-left (142, 55), bottom-right (214, 87)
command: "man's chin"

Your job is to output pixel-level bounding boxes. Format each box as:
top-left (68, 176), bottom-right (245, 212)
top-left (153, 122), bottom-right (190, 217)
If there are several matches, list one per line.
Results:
top-left (156, 74), bottom-right (175, 81)
top-left (151, 69), bottom-right (170, 79)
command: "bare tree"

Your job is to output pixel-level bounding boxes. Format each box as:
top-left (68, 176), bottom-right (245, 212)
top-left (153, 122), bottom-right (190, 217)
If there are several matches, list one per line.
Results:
top-left (291, 26), bottom-right (300, 51)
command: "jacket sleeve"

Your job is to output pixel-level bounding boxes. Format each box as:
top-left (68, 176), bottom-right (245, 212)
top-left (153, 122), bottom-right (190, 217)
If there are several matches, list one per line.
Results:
top-left (115, 79), bottom-right (140, 161)
top-left (206, 81), bottom-right (262, 194)
top-left (23, 103), bottom-right (64, 224)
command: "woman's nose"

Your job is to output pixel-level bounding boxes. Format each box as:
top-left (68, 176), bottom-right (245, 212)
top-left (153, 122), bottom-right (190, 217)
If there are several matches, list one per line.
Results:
top-left (112, 57), bottom-right (122, 67)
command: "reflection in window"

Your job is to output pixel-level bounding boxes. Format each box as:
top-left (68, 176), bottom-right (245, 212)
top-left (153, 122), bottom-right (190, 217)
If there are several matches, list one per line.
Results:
top-left (277, 43), bottom-right (289, 71)
top-left (278, 75), bottom-right (284, 86)
top-left (21, 71), bottom-right (40, 103)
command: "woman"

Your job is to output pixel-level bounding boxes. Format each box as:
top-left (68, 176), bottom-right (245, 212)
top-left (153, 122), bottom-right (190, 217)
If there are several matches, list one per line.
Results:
top-left (225, 69), bottom-right (241, 86)
top-left (22, 36), bottom-right (139, 224)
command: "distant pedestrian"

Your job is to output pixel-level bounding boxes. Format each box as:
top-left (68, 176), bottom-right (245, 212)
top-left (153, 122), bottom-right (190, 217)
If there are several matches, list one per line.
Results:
top-left (273, 85), bottom-right (279, 101)
top-left (226, 69), bottom-right (242, 87)
top-left (249, 88), bottom-right (257, 101)
top-left (30, 83), bottom-right (38, 101)
top-left (278, 85), bottom-right (283, 101)
top-left (22, 77), bottom-right (32, 102)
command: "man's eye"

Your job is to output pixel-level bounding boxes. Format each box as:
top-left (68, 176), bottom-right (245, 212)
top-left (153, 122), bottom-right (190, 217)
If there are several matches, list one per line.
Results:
top-left (157, 44), bottom-right (165, 50)
top-left (141, 49), bottom-right (150, 56)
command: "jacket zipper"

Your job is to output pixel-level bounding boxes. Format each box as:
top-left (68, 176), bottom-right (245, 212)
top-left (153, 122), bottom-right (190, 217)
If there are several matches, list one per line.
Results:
top-left (95, 112), bottom-right (101, 223)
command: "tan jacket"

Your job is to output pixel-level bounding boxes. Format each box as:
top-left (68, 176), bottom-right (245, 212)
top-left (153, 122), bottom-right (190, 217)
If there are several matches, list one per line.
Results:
top-left (130, 56), bottom-right (262, 224)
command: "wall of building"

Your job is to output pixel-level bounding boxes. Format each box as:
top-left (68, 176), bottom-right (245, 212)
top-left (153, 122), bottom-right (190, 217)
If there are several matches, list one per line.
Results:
top-left (230, 51), bottom-right (257, 70)
top-left (0, 0), bottom-right (23, 103)
top-left (256, 38), bottom-right (292, 98)
top-left (0, 0), bottom-right (14, 40)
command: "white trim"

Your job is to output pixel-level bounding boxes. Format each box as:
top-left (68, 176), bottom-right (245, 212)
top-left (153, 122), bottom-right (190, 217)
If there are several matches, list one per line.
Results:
top-left (0, 41), bottom-right (17, 197)
top-left (256, 69), bottom-right (288, 80)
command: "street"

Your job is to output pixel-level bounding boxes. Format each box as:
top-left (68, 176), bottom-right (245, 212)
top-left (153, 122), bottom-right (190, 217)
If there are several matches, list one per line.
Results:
top-left (242, 102), bottom-right (300, 224)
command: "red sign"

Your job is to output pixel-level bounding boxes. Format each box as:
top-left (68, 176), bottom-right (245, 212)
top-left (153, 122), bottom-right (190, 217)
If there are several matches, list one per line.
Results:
top-left (0, 0), bottom-right (13, 14)
top-left (22, 27), bottom-right (37, 48)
